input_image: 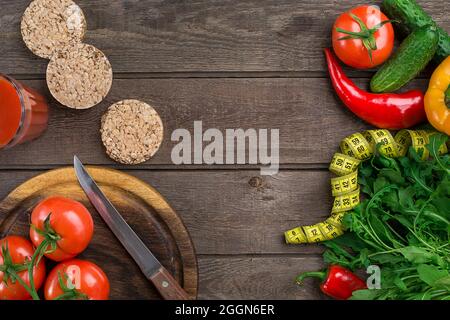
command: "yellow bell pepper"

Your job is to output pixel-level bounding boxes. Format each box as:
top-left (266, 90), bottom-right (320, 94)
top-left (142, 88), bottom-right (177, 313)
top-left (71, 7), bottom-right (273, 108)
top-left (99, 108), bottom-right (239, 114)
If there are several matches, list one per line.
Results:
top-left (425, 56), bottom-right (450, 136)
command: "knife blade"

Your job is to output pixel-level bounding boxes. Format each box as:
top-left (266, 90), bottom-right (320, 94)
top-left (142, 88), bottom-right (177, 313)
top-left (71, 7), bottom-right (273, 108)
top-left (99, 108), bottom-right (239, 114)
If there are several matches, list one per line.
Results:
top-left (73, 156), bottom-right (189, 300)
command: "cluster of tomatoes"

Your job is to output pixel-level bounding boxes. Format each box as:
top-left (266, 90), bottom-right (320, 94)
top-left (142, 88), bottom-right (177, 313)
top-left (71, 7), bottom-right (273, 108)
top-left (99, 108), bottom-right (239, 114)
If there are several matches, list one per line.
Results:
top-left (0, 196), bottom-right (110, 300)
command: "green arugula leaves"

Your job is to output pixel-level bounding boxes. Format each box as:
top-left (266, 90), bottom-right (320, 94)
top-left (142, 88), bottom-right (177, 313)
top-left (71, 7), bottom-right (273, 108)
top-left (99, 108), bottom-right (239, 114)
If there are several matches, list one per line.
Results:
top-left (323, 133), bottom-right (450, 300)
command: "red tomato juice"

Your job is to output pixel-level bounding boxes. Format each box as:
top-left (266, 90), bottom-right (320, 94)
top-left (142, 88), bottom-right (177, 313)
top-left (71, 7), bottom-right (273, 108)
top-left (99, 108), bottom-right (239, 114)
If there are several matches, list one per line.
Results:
top-left (0, 75), bottom-right (49, 149)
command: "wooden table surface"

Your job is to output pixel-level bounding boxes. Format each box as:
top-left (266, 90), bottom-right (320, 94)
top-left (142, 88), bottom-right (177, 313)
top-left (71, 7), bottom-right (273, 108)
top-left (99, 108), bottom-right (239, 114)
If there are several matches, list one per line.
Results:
top-left (1, 0), bottom-right (448, 299)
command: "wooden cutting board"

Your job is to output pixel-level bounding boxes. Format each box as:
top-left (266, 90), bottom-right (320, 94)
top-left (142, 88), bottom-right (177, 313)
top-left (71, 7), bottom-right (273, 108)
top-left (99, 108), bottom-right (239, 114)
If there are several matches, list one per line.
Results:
top-left (0, 167), bottom-right (198, 300)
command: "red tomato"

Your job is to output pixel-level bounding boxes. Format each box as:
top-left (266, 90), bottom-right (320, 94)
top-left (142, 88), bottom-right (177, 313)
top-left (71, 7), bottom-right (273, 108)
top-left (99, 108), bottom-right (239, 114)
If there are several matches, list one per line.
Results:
top-left (332, 5), bottom-right (394, 69)
top-left (29, 196), bottom-right (94, 261)
top-left (0, 236), bottom-right (46, 300)
top-left (44, 259), bottom-right (110, 300)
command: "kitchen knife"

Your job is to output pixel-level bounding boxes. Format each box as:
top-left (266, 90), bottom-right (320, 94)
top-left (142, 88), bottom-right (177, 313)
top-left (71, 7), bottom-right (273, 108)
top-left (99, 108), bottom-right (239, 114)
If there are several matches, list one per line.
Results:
top-left (73, 156), bottom-right (190, 300)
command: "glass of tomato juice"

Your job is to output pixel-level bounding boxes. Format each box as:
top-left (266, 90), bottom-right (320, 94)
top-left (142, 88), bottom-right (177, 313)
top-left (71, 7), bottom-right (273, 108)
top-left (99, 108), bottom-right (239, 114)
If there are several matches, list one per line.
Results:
top-left (0, 74), bottom-right (49, 150)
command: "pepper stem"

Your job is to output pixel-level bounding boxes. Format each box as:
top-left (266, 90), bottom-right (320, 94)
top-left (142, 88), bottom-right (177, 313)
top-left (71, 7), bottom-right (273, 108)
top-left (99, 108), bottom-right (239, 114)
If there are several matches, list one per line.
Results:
top-left (296, 271), bottom-right (326, 285)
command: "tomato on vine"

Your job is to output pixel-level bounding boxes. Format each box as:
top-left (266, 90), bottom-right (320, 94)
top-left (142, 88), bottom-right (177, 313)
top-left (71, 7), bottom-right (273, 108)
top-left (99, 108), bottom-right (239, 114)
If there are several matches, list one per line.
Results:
top-left (44, 259), bottom-right (110, 300)
top-left (29, 196), bottom-right (94, 262)
top-left (332, 5), bottom-right (395, 69)
top-left (0, 236), bottom-right (45, 300)
top-left (28, 196), bottom-right (94, 297)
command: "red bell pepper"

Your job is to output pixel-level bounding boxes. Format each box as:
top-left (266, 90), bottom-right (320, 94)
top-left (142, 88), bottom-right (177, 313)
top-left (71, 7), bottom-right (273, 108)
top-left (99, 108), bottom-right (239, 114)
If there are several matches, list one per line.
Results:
top-left (296, 265), bottom-right (367, 300)
top-left (324, 48), bottom-right (426, 130)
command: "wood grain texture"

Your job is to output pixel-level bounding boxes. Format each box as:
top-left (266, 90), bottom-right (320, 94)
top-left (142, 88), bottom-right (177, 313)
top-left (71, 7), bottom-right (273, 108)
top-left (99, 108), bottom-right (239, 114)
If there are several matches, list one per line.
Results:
top-left (2, 0), bottom-right (447, 300)
top-left (0, 78), bottom-right (429, 167)
top-left (197, 256), bottom-right (325, 299)
top-left (0, 169), bottom-right (334, 255)
top-left (0, 167), bottom-right (198, 300)
top-left (0, 0), bottom-right (448, 75)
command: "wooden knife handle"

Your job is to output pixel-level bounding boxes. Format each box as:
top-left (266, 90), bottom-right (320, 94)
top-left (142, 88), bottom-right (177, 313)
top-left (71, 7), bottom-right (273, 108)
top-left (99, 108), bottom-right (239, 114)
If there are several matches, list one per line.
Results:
top-left (149, 266), bottom-right (190, 300)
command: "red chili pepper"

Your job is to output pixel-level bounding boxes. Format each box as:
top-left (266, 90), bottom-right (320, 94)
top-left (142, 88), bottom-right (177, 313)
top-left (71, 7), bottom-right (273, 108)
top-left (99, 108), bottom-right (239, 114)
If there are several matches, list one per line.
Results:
top-left (296, 265), bottom-right (367, 300)
top-left (324, 48), bottom-right (426, 130)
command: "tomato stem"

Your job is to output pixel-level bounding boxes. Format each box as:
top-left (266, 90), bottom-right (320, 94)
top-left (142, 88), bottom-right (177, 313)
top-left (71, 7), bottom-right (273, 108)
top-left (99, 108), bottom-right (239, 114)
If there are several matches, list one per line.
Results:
top-left (1, 244), bottom-right (40, 300)
top-left (52, 272), bottom-right (89, 300)
top-left (9, 271), bottom-right (40, 300)
top-left (337, 13), bottom-right (394, 63)
top-left (28, 214), bottom-right (61, 300)
top-left (27, 239), bottom-right (50, 300)
top-left (53, 292), bottom-right (77, 300)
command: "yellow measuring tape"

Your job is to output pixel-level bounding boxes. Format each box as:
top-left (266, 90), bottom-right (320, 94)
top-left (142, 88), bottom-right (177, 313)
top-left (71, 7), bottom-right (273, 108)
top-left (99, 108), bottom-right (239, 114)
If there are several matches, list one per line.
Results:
top-left (285, 129), bottom-right (448, 244)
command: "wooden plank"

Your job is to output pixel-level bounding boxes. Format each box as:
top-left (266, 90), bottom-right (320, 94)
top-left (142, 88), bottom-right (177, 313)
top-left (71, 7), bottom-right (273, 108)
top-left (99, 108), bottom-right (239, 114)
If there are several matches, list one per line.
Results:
top-left (0, 77), bottom-right (429, 167)
top-left (197, 256), bottom-right (325, 299)
top-left (1, 0), bottom-right (448, 75)
top-left (0, 169), bottom-right (335, 255)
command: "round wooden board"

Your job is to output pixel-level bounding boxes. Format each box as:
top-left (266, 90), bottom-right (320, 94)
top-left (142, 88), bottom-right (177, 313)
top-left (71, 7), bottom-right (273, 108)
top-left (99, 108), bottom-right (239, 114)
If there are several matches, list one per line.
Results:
top-left (0, 167), bottom-right (198, 300)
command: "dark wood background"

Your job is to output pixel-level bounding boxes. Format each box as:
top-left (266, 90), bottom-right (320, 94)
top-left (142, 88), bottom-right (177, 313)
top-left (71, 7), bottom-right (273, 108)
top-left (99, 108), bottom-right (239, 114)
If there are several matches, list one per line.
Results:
top-left (0, 0), bottom-right (448, 299)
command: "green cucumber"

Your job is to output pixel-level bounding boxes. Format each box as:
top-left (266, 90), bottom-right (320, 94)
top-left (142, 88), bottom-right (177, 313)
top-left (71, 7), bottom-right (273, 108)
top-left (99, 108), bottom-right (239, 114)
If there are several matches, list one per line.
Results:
top-left (370, 26), bottom-right (438, 93)
top-left (382, 0), bottom-right (450, 64)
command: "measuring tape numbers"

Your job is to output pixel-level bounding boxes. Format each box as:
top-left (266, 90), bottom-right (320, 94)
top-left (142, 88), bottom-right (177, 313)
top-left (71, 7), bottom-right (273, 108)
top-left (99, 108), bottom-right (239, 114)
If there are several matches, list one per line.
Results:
top-left (284, 129), bottom-right (447, 244)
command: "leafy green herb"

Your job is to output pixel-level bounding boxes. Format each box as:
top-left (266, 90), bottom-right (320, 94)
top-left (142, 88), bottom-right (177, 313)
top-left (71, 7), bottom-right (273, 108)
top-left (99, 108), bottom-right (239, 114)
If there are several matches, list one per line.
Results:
top-left (323, 137), bottom-right (450, 300)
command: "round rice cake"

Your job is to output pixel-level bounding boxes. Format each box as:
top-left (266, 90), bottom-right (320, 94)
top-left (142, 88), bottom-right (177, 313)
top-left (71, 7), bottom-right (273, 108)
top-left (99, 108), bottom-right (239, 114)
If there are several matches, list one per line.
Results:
top-left (101, 100), bottom-right (164, 165)
top-left (46, 43), bottom-right (113, 109)
top-left (21, 0), bottom-right (87, 59)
